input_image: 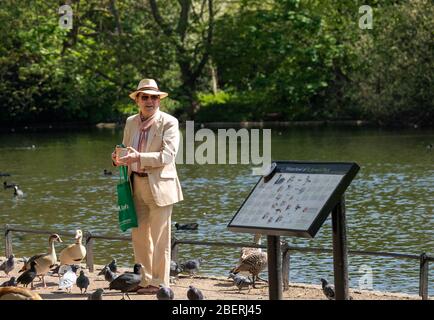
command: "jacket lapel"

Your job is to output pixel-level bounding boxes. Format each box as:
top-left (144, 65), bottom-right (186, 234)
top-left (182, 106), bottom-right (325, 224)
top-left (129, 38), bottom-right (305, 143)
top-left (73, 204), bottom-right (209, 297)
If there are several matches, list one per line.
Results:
top-left (145, 112), bottom-right (163, 152)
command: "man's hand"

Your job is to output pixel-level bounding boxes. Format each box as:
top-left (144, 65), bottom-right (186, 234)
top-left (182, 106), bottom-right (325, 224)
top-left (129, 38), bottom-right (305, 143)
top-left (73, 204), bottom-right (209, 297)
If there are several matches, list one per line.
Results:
top-left (119, 146), bottom-right (141, 166)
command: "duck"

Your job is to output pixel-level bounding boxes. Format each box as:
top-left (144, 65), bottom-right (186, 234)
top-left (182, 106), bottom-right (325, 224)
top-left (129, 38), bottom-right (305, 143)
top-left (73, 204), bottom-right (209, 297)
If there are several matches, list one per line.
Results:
top-left (230, 235), bottom-right (267, 289)
top-left (19, 234), bottom-right (63, 287)
top-left (103, 169), bottom-right (113, 175)
top-left (174, 222), bottom-right (199, 230)
top-left (0, 173), bottom-right (11, 177)
top-left (3, 181), bottom-right (17, 189)
top-left (240, 234), bottom-right (262, 261)
top-left (13, 185), bottom-right (24, 197)
top-left (0, 287), bottom-right (42, 300)
top-left (59, 230), bottom-right (86, 265)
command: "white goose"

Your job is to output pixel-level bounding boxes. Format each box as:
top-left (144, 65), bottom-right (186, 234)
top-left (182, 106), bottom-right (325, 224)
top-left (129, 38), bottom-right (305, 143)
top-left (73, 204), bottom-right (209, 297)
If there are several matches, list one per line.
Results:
top-left (59, 230), bottom-right (87, 266)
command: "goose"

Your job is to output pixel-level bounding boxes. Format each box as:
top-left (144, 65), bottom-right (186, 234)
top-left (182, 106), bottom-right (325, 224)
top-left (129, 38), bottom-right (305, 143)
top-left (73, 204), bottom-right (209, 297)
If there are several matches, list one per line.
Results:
top-left (0, 287), bottom-right (42, 300)
top-left (19, 234), bottom-right (63, 287)
top-left (59, 230), bottom-right (86, 265)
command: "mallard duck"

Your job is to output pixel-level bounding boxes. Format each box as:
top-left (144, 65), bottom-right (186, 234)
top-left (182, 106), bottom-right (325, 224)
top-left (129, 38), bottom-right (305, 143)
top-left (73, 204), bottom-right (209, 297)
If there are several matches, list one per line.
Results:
top-left (230, 240), bottom-right (268, 289)
top-left (19, 234), bottom-right (63, 287)
top-left (240, 234), bottom-right (262, 261)
top-left (59, 230), bottom-right (86, 265)
top-left (0, 286), bottom-right (42, 300)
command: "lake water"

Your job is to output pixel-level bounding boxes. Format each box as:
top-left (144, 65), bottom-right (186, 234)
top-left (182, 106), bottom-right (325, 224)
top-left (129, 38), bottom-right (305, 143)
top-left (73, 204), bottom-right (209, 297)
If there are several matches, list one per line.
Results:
top-left (0, 125), bottom-right (433, 296)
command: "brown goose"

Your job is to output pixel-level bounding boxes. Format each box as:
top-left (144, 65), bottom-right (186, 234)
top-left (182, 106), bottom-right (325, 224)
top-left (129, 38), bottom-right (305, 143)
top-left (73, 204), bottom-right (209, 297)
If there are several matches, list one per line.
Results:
top-left (59, 230), bottom-right (86, 265)
top-left (19, 234), bottom-right (63, 287)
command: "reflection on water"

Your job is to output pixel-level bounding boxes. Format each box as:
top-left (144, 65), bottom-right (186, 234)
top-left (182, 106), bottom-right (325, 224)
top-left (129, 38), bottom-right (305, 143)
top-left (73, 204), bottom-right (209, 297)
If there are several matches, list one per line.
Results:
top-left (0, 126), bottom-right (433, 295)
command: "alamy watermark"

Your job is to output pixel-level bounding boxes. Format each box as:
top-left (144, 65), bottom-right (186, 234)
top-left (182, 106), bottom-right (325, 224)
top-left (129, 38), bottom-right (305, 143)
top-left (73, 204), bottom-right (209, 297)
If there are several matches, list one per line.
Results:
top-left (176, 121), bottom-right (271, 176)
top-left (59, 5), bottom-right (73, 30)
top-left (359, 5), bottom-right (373, 30)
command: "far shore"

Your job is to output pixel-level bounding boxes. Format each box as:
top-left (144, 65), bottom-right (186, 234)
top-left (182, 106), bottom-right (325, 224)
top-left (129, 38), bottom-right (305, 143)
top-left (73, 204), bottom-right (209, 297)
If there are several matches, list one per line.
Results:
top-left (1, 119), bottom-right (432, 133)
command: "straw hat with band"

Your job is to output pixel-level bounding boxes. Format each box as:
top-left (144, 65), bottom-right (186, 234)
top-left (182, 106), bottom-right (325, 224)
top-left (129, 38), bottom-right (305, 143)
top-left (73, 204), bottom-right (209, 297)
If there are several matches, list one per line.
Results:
top-left (129, 78), bottom-right (168, 100)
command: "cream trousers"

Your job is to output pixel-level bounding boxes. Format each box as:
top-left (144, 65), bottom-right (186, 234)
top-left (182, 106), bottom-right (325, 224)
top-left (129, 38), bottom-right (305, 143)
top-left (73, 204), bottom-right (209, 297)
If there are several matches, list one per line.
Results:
top-left (131, 175), bottom-right (172, 287)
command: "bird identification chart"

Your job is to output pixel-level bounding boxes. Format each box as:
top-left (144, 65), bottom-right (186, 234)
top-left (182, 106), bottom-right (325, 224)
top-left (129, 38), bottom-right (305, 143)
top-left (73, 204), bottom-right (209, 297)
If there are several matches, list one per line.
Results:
top-left (228, 161), bottom-right (359, 238)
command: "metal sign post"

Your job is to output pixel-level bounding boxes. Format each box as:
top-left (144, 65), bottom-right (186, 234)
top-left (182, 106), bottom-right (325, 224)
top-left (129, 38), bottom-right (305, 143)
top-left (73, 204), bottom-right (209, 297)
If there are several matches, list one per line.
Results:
top-left (267, 235), bottom-right (283, 300)
top-left (332, 196), bottom-right (350, 300)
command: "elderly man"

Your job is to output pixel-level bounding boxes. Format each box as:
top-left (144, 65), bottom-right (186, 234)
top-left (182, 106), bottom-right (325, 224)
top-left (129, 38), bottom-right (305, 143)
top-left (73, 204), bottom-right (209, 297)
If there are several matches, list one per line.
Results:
top-left (112, 78), bottom-right (183, 294)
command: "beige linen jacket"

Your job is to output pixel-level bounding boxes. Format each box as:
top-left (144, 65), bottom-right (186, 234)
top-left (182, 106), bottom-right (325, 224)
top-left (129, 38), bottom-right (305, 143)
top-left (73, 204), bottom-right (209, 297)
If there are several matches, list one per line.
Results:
top-left (122, 111), bottom-right (183, 206)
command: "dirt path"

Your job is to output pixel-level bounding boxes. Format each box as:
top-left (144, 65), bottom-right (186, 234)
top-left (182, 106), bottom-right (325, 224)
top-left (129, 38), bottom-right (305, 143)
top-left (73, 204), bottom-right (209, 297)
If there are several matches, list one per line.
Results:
top-left (0, 258), bottom-right (424, 300)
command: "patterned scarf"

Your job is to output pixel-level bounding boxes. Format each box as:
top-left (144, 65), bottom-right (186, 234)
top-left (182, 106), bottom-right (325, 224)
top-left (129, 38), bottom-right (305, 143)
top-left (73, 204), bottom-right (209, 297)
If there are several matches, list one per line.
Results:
top-left (131, 109), bottom-right (160, 172)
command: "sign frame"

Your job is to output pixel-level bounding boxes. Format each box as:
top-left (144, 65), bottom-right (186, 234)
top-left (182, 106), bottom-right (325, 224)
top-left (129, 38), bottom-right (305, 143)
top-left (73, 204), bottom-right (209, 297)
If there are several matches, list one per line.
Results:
top-left (227, 160), bottom-right (360, 238)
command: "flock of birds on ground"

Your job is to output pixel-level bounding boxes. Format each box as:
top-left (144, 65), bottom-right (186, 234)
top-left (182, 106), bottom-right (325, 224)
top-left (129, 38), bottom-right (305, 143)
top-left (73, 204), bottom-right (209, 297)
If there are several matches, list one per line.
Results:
top-left (0, 231), bottom-right (339, 300)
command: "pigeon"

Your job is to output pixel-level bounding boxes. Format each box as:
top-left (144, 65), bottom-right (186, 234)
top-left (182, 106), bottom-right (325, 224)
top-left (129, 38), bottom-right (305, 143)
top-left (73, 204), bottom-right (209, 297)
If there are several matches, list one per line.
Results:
top-left (76, 270), bottom-right (90, 294)
top-left (13, 185), bottom-right (24, 197)
top-left (109, 263), bottom-right (143, 300)
top-left (0, 254), bottom-right (15, 275)
top-left (108, 259), bottom-right (118, 273)
top-left (16, 261), bottom-right (38, 288)
top-left (321, 278), bottom-right (335, 300)
top-left (228, 273), bottom-right (253, 292)
top-left (156, 284), bottom-right (174, 300)
top-left (187, 285), bottom-right (204, 300)
top-left (1, 276), bottom-right (17, 287)
top-left (181, 258), bottom-right (203, 276)
top-left (59, 265), bottom-right (79, 292)
top-left (88, 288), bottom-right (104, 300)
top-left (175, 222), bottom-right (199, 230)
top-left (170, 260), bottom-right (183, 277)
top-left (3, 181), bottom-right (17, 189)
top-left (98, 264), bottom-right (117, 283)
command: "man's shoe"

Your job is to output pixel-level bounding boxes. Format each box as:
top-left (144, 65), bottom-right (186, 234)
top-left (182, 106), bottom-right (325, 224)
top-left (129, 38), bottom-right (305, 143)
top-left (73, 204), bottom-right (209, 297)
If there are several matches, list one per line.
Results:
top-left (137, 286), bottom-right (159, 295)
